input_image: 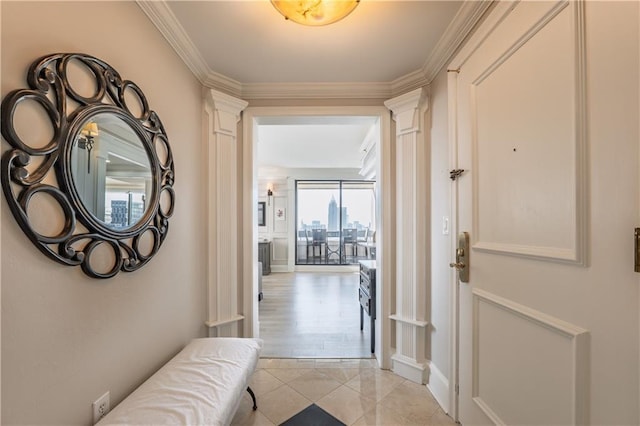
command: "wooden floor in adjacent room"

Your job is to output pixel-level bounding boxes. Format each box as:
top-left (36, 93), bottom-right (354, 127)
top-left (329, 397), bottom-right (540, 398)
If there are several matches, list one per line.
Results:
top-left (259, 271), bottom-right (373, 358)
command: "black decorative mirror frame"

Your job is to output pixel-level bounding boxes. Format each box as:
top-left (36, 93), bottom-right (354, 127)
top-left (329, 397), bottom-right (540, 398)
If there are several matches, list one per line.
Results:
top-left (1, 53), bottom-right (175, 278)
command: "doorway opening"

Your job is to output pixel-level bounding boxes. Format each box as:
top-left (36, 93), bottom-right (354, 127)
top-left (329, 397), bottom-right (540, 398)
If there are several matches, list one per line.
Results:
top-left (244, 106), bottom-right (390, 364)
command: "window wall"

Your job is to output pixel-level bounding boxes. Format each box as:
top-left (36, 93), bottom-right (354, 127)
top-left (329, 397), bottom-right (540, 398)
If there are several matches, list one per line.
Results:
top-left (296, 180), bottom-right (375, 265)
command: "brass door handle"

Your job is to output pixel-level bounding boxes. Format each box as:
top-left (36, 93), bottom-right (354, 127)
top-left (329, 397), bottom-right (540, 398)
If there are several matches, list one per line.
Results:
top-left (450, 233), bottom-right (469, 282)
top-left (449, 262), bottom-right (466, 270)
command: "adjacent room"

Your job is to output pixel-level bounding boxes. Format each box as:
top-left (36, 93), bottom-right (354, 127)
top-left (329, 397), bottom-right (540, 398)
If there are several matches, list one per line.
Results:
top-left (255, 116), bottom-right (379, 358)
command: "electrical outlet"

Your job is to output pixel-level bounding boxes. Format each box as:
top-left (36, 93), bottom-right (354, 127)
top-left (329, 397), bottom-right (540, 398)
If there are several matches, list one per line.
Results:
top-left (92, 391), bottom-right (110, 424)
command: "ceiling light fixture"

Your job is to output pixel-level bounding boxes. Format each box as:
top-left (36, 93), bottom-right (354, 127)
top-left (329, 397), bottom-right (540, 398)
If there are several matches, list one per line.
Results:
top-left (270, 0), bottom-right (360, 26)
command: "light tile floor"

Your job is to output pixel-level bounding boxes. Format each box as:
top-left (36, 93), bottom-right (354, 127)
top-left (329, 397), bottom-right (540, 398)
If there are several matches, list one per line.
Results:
top-left (231, 358), bottom-right (457, 426)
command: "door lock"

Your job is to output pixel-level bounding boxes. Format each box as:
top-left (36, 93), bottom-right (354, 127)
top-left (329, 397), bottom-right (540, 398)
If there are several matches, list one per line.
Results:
top-left (450, 248), bottom-right (466, 270)
top-left (450, 232), bottom-right (469, 282)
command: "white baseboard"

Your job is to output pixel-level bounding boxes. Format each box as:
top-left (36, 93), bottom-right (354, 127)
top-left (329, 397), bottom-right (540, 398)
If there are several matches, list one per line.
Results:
top-left (270, 265), bottom-right (289, 273)
top-left (391, 353), bottom-right (428, 384)
top-left (427, 361), bottom-right (450, 414)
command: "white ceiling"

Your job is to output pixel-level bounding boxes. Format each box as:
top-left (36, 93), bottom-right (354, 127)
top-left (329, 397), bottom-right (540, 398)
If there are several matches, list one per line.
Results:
top-left (166, 1), bottom-right (462, 84)
top-left (138, 0), bottom-right (491, 169)
top-left (257, 116), bottom-right (377, 169)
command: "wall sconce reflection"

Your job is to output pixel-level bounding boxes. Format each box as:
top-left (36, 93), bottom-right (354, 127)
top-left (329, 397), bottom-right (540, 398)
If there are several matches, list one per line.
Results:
top-left (267, 184), bottom-right (274, 205)
top-left (77, 122), bottom-right (99, 173)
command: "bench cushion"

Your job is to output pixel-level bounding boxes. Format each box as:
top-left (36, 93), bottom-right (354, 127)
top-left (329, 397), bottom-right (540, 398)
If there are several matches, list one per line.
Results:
top-left (98, 337), bottom-right (262, 425)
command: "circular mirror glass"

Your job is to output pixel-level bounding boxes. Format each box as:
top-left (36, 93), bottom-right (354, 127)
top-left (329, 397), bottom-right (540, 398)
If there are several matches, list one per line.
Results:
top-left (71, 113), bottom-right (153, 230)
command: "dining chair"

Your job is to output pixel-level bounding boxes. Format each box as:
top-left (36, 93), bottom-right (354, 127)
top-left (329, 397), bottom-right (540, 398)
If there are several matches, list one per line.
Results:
top-left (311, 228), bottom-right (328, 264)
top-left (356, 227), bottom-right (370, 257)
top-left (341, 228), bottom-right (358, 263)
top-left (304, 230), bottom-right (314, 263)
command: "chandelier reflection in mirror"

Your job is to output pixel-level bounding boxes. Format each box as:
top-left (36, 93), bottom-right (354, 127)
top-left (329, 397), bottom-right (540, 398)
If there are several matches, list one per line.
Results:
top-left (0, 53), bottom-right (175, 279)
top-left (271, 0), bottom-right (360, 26)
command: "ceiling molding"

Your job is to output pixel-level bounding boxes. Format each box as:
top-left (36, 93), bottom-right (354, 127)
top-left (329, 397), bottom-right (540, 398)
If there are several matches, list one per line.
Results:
top-left (136, 1), bottom-right (204, 80)
top-left (390, 69), bottom-right (430, 98)
top-left (241, 82), bottom-right (393, 100)
top-left (202, 73), bottom-right (244, 99)
top-left (390, 0), bottom-right (492, 93)
top-left (421, 0), bottom-right (494, 84)
top-left (138, 0), bottom-right (492, 100)
top-left (136, 0), bottom-right (243, 96)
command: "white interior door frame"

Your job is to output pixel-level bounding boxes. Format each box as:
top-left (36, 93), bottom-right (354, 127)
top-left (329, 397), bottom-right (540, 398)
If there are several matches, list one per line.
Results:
top-left (446, 68), bottom-right (461, 422)
top-left (241, 105), bottom-right (393, 368)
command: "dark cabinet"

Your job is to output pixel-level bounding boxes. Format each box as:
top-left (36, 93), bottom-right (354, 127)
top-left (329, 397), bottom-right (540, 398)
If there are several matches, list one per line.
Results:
top-left (359, 260), bottom-right (376, 353)
top-left (258, 241), bottom-right (272, 275)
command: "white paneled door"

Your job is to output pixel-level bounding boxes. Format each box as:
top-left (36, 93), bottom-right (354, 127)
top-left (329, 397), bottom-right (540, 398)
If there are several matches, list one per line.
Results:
top-left (449, 1), bottom-right (639, 425)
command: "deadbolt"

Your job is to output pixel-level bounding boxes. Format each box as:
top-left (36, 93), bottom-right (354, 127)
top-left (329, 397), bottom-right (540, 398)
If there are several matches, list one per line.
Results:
top-left (449, 232), bottom-right (469, 282)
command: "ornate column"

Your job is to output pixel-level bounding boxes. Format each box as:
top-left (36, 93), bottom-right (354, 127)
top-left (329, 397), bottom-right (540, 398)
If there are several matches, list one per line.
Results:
top-left (385, 88), bottom-right (430, 383)
top-left (203, 89), bottom-right (248, 337)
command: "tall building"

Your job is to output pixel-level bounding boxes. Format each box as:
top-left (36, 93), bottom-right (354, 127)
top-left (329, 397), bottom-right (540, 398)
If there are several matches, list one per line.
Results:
top-left (341, 206), bottom-right (348, 229)
top-left (327, 195), bottom-right (338, 231)
top-left (110, 200), bottom-right (128, 228)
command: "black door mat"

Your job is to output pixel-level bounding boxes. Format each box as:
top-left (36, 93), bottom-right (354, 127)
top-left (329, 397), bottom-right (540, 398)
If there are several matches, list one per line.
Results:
top-left (279, 404), bottom-right (346, 426)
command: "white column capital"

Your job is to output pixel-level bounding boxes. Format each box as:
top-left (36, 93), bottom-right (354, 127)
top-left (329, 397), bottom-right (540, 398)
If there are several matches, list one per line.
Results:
top-left (384, 88), bottom-right (428, 135)
top-left (205, 89), bottom-right (248, 137)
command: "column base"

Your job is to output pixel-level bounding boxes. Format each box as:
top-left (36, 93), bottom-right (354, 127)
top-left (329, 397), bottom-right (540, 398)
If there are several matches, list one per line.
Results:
top-left (391, 353), bottom-right (428, 384)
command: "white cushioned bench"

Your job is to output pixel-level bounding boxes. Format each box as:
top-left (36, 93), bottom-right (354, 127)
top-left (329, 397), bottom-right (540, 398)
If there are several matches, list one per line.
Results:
top-left (97, 337), bottom-right (262, 426)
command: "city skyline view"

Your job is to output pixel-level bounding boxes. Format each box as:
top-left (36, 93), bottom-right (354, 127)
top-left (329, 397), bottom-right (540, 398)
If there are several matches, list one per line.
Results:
top-left (296, 181), bottom-right (375, 232)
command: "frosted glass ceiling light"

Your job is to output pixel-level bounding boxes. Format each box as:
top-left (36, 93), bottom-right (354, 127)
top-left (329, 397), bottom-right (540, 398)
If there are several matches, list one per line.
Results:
top-left (271, 0), bottom-right (360, 26)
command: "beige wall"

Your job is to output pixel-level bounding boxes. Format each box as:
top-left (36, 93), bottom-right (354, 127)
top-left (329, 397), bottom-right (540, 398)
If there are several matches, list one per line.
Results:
top-left (1, 2), bottom-right (206, 424)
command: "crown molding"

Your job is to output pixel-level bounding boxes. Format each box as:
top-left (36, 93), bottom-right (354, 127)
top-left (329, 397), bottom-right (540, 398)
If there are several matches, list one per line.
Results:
top-left (390, 69), bottom-right (430, 97)
top-left (420, 0), bottom-right (494, 84)
top-left (202, 72), bottom-right (244, 99)
top-left (385, 0), bottom-right (493, 94)
top-left (138, 0), bottom-right (492, 100)
top-left (136, 0), bottom-right (243, 96)
top-left (241, 81), bottom-right (393, 100)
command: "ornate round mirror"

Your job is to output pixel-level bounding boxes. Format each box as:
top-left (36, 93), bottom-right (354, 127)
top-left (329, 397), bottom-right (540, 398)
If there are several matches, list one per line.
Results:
top-left (1, 53), bottom-right (175, 278)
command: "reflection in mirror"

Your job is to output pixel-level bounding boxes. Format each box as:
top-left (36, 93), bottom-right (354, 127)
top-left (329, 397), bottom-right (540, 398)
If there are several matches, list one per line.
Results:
top-left (71, 113), bottom-right (153, 229)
